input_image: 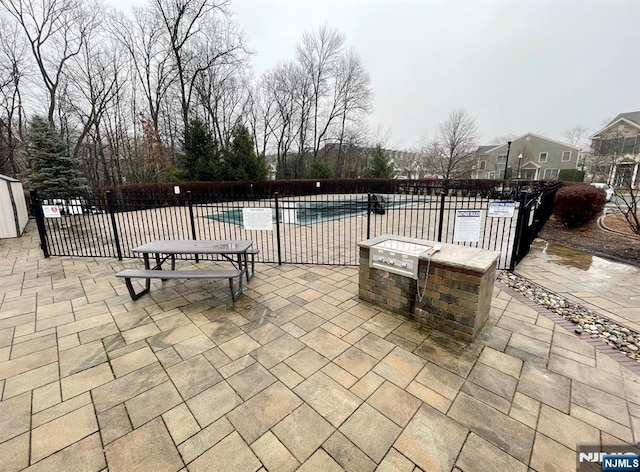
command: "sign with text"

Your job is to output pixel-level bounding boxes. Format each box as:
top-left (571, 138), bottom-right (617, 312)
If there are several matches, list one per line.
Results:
top-left (488, 200), bottom-right (515, 218)
top-left (42, 205), bottom-right (61, 218)
top-left (242, 208), bottom-right (273, 231)
top-left (454, 209), bottom-right (482, 242)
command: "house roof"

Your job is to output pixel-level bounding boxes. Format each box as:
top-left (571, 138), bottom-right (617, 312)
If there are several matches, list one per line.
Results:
top-left (591, 111), bottom-right (640, 138)
top-left (610, 111), bottom-right (640, 126)
top-left (476, 145), bottom-right (498, 155)
top-left (481, 132), bottom-right (580, 154)
top-left (0, 174), bottom-right (19, 183)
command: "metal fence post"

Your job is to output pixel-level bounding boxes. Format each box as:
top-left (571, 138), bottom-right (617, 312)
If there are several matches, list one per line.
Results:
top-left (509, 193), bottom-right (529, 270)
top-left (106, 191), bottom-right (123, 261)
top-left (274, 192), bottom-right (282, 265)
top-left (437, 192), bottom-right (446, 242)
top-left (366, 193), bottom-right (371, 239)
top-left (30, 190), bottom-right (50, 258)
top-left (186, 191), bottom-right (199, 263)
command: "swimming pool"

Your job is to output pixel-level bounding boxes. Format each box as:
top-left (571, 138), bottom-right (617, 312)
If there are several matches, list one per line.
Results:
top-left (208, 198), bottom-right (386, 226)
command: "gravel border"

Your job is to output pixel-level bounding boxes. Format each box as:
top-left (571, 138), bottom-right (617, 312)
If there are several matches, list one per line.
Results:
top-left (497, 271), bottom-right (640, 365)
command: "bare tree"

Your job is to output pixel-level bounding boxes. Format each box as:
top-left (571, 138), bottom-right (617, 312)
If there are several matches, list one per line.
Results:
top-left (423, 109), bottom-right (478, 180)
top-left (0, 0), bottom-right (101, 125)
top-left (296, 24), bottom-right (345, 161)
top-left (563, 124), bottom-right (590, 148)
top-left (0, 15), bottom-right (27, 176)
top-left (151, 0), bottom-right (245, 132)
top-left (111, 7), bottom-right (176, 134)
top-left (333, 50), bottom-right (372, 177)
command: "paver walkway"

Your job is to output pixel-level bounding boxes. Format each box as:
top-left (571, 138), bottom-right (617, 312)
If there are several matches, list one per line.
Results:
top-left (1, 224), bottom-right (640, 471)
top-left (516, 239), bottom-right (640, 332)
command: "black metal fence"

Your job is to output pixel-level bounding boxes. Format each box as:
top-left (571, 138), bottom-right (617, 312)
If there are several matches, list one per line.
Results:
top-left (30, 181), bottom-right (561, 270)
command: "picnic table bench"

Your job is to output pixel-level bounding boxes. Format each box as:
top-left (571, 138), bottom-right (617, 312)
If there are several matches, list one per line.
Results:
top-left (116, 240), bottom-right (254, 302)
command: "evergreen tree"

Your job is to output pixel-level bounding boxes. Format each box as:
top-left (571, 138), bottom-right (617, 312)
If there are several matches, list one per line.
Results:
top-left (178, 118), bottom-right (221, 181)
top-left (226, 124), bottom-right (267, 181)
top-left (22, 116), bottom-right (87, 194)
top-left (307, 160), bottom-right (334, 179)
top-left (363, 145), bottom-right (393, 178)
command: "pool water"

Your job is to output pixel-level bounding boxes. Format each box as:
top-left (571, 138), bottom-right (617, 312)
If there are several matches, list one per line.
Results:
top-left (209, 199), bottom-right (385, 226)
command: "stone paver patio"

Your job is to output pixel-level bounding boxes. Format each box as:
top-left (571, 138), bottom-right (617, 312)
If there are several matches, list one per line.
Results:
top-left (1, 224), bottom-right (640, 471)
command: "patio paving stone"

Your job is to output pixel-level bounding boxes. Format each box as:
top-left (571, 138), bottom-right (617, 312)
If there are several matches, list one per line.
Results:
top-left (322, 431), bottom-right (376, 472)
top-left (456, 432), bottom-right (527, 472)
top-left (394, 403), bottom-right (467, 472)
top-left (3, 363), bottom-right (59, 399)
top-left (31, 403), bottom-right (98, 463)
top-left (227, 362), bottom-right (277, 400)
top-left (516, 363), bottom-right (571, 413)
top-left (188, 431), bottom-right (260, 472)
top-left (166, 355), bottom-right (223, 399)
top-left (339, 403), bottom-right (401, 463)
top-left (26, 433), bottom-right (106, 472)
top-left (300, 327), bottom-right (350, 359)
top-left (125, 380), bottom-right (182, 428)
top-left (367, 381), bottom-right (421, 427)
top-left (105, 418), bottom-right (183, 472)
top-left (272, 404), bottom-right (334, 462)
top-left (97, 404), bottom-right (132, 445)
top-left (186, 381), bottom-right (241, 428)
top-left (449, 391), bottom-right (535, 463)
top-left (0, 391), bottom-right (31, 443)
top-left (227, 381), bottom-right (302, 443)
top-left (250, 431), bottom-right (300, 472)
top-left (294, 371), bottom-right (361, 427)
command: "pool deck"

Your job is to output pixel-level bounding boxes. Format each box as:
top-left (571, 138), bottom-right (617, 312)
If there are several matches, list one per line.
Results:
top-left (1, 223), bottom-right (640, 471)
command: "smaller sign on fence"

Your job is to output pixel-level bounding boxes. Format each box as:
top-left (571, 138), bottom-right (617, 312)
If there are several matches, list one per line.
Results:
top-left (242, 208), bottom-right (273, 230)
top-left (488, 201), bottom-right (515, 218)
top-left (454, 209), bottom-right (482, 242)
top-left (42, 205), bottom-right (61, 218)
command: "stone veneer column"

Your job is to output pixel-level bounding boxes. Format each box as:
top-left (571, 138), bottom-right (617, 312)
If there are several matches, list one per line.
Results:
top-left (413, 259), bottom-right (497, 342)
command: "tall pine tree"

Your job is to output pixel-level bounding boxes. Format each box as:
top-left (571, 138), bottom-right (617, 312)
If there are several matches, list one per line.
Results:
top-left (225, 124), bottom-right (267, 181)
top-left (23, 116), bottom-right (87, 195)
top-left (363, 145), bottom-right (393, 178)
top-left (178, 118), bottom-right (221, 181)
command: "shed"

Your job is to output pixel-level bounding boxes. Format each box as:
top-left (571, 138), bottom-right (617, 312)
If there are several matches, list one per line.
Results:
top-left (0, 174), bottom-right (28, 238)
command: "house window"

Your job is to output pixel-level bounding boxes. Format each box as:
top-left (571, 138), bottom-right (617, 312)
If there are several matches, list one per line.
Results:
top-left (539, 152), bottom-right (548, 163)
top-left (496, 154), bottom-right (507, 163)
top-left (623, 136), bottom-right (637, 154)
top-left (543, 168), bottom-right (558, 179)
top-left (479, 161), bottom-right (486, 170)
top-left (561, 151), bottom-right (571, 162)
top-left (488, 171), bottom-right (496, 179)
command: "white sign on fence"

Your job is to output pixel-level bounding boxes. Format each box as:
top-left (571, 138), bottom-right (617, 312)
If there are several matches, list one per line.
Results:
top-left (42, 205), bottom-right (61, 218)
top-left (454, 209), bottom-right (482, 242)
top-left (488, 200), bottom-right (515, 218)
top-left (242, 208), bottom-right (273, 230)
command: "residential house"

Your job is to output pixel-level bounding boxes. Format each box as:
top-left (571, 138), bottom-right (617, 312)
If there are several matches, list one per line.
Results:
top-left (473, 133), bottom-right (580, 181)
top-left (385, 149), bottom-right (422, 179)
top-left (589, 111), bottom-right (640, 187)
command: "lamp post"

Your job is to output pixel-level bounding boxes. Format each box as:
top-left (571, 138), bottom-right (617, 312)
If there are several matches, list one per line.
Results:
top-left (517, 153), bottom-right (523, 179)
top-left (501, 141), bottom-right (512, 194)
top-left (504, 141), bottom-right (512, 179)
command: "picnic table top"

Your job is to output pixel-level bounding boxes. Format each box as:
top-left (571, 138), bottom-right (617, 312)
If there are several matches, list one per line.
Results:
top-left (132, 240), bottom-right (253, 255)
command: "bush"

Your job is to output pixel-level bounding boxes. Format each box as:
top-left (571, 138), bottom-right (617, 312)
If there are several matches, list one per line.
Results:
top-left (558, 169), bottom-right (585, 182)
top-left (553, 184), bottom-right (606, 228)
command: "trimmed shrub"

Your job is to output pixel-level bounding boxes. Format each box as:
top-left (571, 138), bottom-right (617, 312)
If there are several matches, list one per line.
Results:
top-left (558, 169), bottom-right (585, 182)
top-left (553, 183), bottom-right (606, 228)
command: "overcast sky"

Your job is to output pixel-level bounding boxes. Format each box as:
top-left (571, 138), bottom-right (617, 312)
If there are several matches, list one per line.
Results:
top-left (110, 0), bottom-right (640, 150)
